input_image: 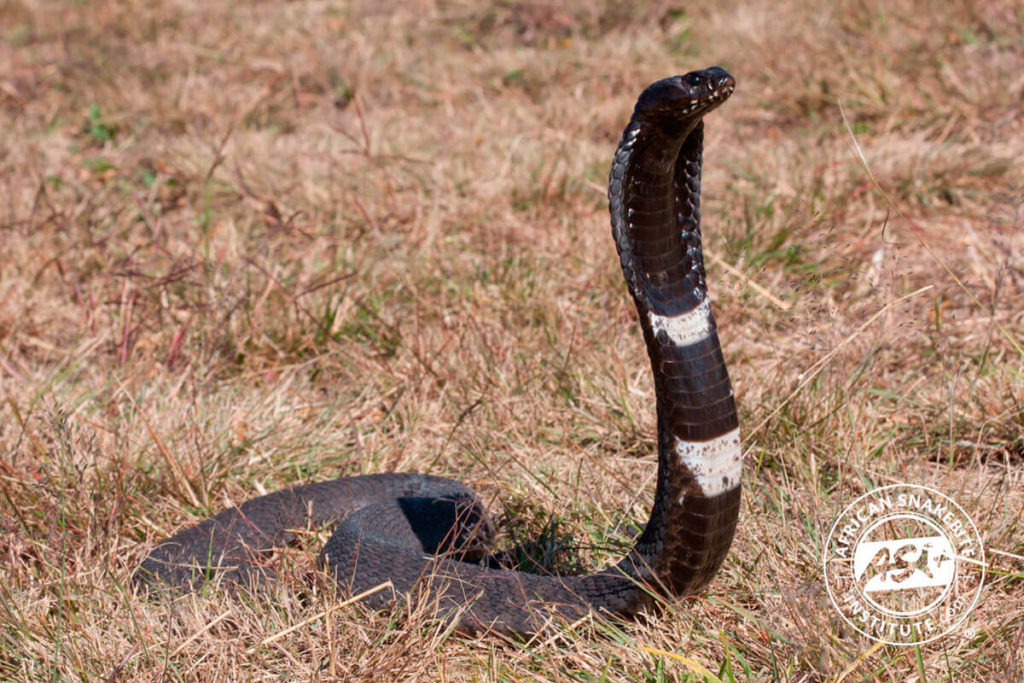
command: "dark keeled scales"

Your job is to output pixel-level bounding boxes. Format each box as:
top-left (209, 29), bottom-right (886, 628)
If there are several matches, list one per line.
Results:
top-left (134, 67), bottom-right (742, 636)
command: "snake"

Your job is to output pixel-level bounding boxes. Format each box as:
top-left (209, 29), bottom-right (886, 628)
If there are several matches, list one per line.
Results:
top-left (133, 66), bottom-right (741, 637)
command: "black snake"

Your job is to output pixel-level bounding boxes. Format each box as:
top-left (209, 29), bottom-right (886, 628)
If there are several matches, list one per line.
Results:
top-left (134, 66), bottom-right (741, 636)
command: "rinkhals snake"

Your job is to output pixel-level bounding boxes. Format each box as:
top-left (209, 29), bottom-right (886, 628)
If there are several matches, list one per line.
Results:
top-left (134, 66), bottom-right (741, 636)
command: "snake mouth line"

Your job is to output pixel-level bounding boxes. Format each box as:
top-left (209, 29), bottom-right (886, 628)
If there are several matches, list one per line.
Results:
top-left (680, 84), bottom-right (735, 115)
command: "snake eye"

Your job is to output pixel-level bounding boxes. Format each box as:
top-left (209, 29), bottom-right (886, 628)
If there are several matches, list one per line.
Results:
top-left (686, 73), bottom-right (702, 86)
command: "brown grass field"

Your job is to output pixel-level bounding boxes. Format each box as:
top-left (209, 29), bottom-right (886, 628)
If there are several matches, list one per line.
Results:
top-left (2, 0), bottom-right (1023, 680)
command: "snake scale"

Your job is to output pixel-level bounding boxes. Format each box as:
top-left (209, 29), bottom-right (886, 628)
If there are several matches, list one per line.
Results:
top-left (134, 66), bottom-right (741, 637)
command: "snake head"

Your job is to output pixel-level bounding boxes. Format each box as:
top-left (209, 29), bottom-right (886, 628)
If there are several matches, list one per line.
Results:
top-left (633, 66), bottom-right (735, 122)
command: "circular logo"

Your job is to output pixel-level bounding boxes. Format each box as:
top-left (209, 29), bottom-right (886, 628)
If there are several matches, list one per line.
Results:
top-left (823, 484), bottom-right (985, 645)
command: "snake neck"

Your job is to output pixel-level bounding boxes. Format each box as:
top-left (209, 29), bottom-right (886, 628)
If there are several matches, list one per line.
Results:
top-left (605, 96), bottom-right (741, 602)
top-left (611, 116), bottom-right (706, 314)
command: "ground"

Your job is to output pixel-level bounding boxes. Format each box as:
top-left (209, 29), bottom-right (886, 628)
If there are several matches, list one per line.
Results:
top-left (1, 0), bottom-right (1022, 680)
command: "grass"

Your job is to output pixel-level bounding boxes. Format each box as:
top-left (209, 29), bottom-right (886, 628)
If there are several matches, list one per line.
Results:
top-left (1, 0), bottom-right (1023, 679)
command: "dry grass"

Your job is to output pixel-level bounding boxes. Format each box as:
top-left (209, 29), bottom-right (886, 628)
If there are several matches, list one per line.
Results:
top-left (2, 0), bottom-right (1023, 680)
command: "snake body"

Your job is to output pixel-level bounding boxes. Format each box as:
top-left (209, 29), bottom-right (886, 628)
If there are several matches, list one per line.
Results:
top-left (134, 66), bottom-right (740, 636)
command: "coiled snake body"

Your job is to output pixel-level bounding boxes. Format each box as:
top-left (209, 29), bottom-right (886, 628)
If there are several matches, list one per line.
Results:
top-left (134, 66), bottom-right (741, 636)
